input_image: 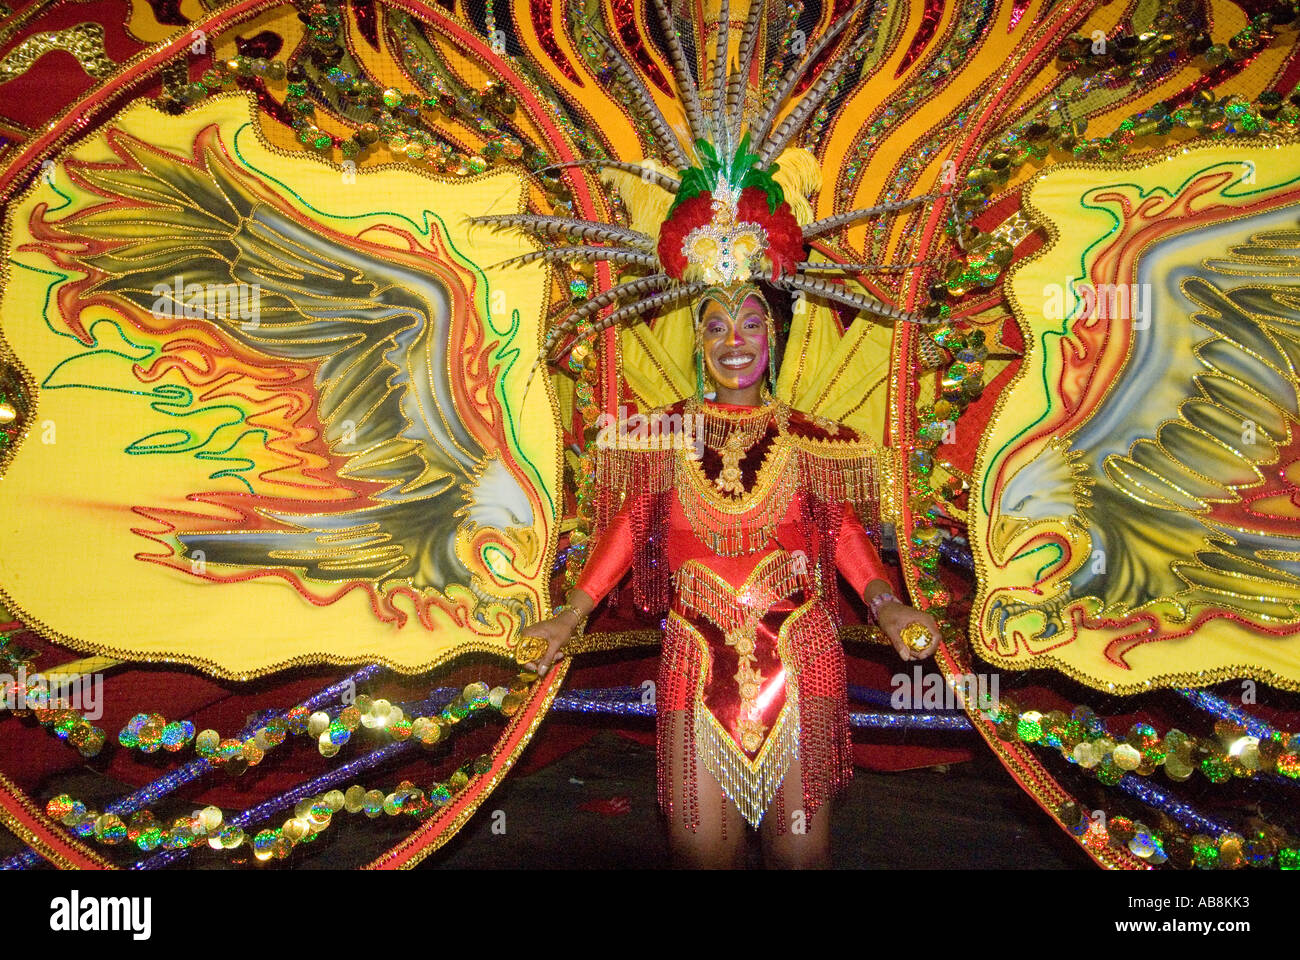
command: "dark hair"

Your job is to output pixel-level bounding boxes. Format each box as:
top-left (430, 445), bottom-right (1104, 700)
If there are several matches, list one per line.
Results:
top-left (755, 279), bottom-right (792, 368)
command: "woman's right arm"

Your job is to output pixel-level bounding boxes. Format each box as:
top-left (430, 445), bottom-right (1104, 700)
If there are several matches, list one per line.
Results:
top-left (520, 500), bottom-right (637, 675)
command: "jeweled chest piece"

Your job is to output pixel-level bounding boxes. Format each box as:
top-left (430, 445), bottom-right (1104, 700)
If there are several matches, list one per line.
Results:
top-left (700, 407), bottom-right (772, 497)
top-left (714, 430), bottom-right (750, 496)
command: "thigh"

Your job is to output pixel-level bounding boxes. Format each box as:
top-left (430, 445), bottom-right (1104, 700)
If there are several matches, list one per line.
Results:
top-left (759, 754), bottom-right (832, 869)
top-left (660, 707), bottom-right (747, 869)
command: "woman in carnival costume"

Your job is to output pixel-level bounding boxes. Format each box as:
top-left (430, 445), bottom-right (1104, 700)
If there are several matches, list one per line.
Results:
top-left (521, 276), bottom-right (942, 868)
top-left (505, 3), bottom-right (948, 861)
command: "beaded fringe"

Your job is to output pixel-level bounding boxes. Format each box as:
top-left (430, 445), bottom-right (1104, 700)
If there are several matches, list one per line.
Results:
top-left (674, 452), bottom-right (801, 556)
top-left (592, 418), bottom-right (881, 542)
top-left (592, 443), bottom-right (673, 536)
top-left (593, 443), bottom-right (674, 614)
top-left (695, 698), bottom-right (800, 830)
top-left (657, 616), bottom-right (705, 831)
top-left (795, 445), bottom-right (882, 547)
top-left (672, 551), bottom-right (812, 637)
top-left (784, 604), bottom-right (854, 827)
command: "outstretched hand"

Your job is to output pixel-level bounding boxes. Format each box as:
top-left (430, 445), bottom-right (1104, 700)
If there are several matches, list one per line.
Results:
top-left (876, 601), bottom-right (943, 661)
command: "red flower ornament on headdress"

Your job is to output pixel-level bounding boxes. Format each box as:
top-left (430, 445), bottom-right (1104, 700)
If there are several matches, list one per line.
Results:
top-left (657, 135), bottom-right (804, 285)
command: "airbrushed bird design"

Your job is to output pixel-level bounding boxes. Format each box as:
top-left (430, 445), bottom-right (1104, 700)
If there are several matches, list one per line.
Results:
top-left (37, 126), bottom-right (543, 619)
top-left (988, 226), bottom-right (1300, 635)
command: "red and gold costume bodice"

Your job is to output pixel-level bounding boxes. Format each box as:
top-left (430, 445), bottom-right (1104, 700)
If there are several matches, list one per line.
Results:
top-left (576, 397), bottom-right (888, 829)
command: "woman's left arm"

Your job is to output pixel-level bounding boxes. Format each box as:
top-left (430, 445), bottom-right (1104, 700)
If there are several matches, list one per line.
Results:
top-left (835, 503), bottom-right (942, 661)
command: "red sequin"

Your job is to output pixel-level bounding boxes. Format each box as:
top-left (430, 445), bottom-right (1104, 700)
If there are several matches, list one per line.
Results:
top-left (1008, 0), bottom-right (1032, 32)
top-left (531, 0), bottom-right (582, 84)
top-left (236, 78), bottom-right (297, 133)
top-left (612, 0), bottom-right (672, 94)
top-left (796, 0), bottom-right (857, 95)
top-left (235, 31), bottom-right (284, 60)
top-left (353, 0), bottom-right (379, 50)
top-left (896, 0), bottom-right (943, 77)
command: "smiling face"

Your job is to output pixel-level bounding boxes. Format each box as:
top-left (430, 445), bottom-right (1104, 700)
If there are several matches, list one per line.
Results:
top-left (700, 293), bottom-right (771, 394)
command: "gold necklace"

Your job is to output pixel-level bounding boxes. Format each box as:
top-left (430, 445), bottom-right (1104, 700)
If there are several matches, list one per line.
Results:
top-left (674, 454), bottom-right (799, 556)
top-left (674, 437), bottom-right (798, 557)
top-left (714, 430), bottom-right (757, 496)
top-left (686, 398), bottom-right (787, 497)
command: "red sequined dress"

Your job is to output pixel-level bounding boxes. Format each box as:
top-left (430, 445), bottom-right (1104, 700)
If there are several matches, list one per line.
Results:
top-left (576, 397), bottom-right (889, 831)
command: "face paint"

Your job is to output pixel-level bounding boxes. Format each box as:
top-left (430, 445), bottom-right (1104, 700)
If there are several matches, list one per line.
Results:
top-left (700, 294), bottom-right (770, 392)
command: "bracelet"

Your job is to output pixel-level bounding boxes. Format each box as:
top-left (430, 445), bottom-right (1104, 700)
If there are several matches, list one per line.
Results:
top-left (514, 604), bottom-right (586, 668)
top-left (553, 603), bottom-right (588, 643)
top-left (868, 591), bottom-right (898, 623)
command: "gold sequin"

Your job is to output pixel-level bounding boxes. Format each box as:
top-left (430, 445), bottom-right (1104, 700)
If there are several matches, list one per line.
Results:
top-left (0, 23), bottom-right (114, 85)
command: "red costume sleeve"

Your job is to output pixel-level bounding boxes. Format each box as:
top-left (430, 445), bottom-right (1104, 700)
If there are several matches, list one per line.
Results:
top-left (572, 500), bottom-right (636, 604)
top-left (836, 503), bottom-right (891, 599)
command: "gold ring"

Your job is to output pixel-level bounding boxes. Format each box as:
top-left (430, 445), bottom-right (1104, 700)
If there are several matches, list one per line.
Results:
top-left (901, 622), bottom-right (935, 652)
top-left (515, 635), bottom-right (548, 666)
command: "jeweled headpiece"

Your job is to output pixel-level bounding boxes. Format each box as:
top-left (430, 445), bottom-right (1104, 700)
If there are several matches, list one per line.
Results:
top-left (474, 0), bottom-right (943, 373)
top-left (659, 135), bottom-right (802, 286)
top-left (695, 282), bottom-right (769, 319)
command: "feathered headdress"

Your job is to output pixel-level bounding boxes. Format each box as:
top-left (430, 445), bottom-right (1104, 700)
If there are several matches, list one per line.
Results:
top-left (473, 0), bottom-right (942, 370)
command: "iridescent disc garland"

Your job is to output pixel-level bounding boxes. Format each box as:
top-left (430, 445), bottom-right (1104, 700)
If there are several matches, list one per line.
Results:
top-left (118, 713), bottom-right (195, 754)
top-left (33, 678), bottom-right (523, 864)
top-left (136, 676), bottom-right (523, 866)
top-left (856, 668), bottom-right (1300, 870)
top-left (137, 739), bottom-right (416, 868)
top-left (0, 670), bottom-right (105, 758)
top-left (905, 323), bottom-right (987, 616)
top-left (191, 680), bottom-right (528, 766)
top-left (985, 699), bottom-right (1300, 869)
top-left (986, 699), bottom-right (1300, 786)
top-left (1055, 778), bottom-right (1300, 870)
top-left (1, 665), bottom-right (383, 869)
top-left (45, 757), bottom-right (496, 864)
top-left (107, 666), bottom-right (383, 815)
top-left (562, 333), bottom-right (604, 588)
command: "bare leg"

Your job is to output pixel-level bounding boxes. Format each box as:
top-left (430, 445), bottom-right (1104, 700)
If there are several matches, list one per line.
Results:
top-left (760, 759), bottom-right (832, 869)
top-left (662, 708), bottom-right (747, 869)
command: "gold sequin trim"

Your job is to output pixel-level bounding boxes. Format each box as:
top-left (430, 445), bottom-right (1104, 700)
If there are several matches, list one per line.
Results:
top-left (0, 23), bottom-right (115, 85)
